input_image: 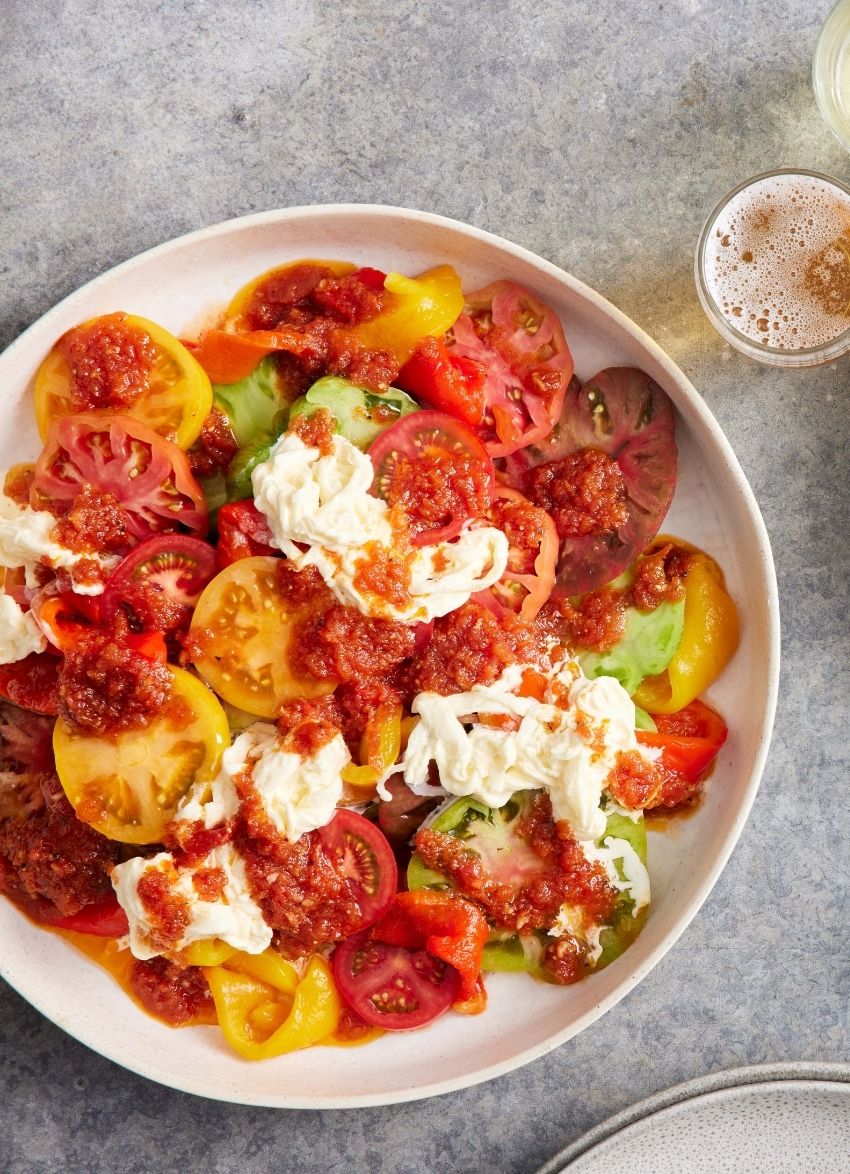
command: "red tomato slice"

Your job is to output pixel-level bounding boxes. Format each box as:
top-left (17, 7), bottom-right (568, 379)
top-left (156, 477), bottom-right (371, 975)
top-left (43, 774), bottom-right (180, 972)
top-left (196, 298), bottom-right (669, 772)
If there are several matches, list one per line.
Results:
top-left (504, 368), bottom-right (677, 595)
top-left (101, 534), bottom-right (217, 630)
top-left (447, 281), bottom-right (574, 458)
top-left (0, 652), bottom-right (60, 715)
top-left (318, 810), bottom-right (397, 930)
top-left (215, 501), bottom-right (277, 569)
top-left (472, 486), bottom-right (558, 621)
top-left (368, 410), bottom-right (495, 546)
top-left (332, 931), bottom-right (460, 1030)
top-left (31, 414), bottom-right (208, 541)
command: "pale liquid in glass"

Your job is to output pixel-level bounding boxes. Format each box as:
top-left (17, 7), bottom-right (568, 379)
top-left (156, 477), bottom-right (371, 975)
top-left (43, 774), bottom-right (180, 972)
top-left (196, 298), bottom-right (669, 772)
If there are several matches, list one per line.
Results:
top-left (702, 173), bottom-right (850, 351)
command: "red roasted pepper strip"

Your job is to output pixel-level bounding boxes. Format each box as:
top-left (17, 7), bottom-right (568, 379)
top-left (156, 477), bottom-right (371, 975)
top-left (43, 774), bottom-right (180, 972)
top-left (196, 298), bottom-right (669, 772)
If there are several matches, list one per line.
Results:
top-left (216, 501), bottom-right (277, 568)
top-left (370, 890), bottom-right (489, 1002)
top-left (397, 336), bottom-right (487, 427)
top-left (637, 699), bottom-right (728, 782)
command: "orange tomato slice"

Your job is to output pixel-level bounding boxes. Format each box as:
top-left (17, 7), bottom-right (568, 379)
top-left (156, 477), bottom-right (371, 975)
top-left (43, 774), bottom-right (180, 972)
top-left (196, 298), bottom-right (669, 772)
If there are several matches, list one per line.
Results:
top-left (34, 314), bottom-right (212, 449)
top-left (189, 555), bottom-right (334, 718)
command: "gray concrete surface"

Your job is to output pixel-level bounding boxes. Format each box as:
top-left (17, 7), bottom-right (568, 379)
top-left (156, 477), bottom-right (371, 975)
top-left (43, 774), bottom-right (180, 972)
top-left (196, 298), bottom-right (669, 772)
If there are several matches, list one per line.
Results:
top-left (1, 1), bottom-right (848, 1171)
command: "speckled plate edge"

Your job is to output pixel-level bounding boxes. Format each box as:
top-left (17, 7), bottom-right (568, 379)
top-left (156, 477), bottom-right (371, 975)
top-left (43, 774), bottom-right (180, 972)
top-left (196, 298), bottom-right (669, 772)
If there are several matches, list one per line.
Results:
top-left (0, 204), bottom-right (781, 1107)
top-left (536, 1062), bottom-right (850, 1172)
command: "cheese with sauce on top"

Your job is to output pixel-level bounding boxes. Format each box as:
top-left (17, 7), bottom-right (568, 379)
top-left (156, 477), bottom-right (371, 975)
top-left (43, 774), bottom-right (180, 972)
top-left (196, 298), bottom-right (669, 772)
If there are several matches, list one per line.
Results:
top-left (251, 431), bottom-right (508, 623)
top-left (0, 495), bottom-right (118, 593)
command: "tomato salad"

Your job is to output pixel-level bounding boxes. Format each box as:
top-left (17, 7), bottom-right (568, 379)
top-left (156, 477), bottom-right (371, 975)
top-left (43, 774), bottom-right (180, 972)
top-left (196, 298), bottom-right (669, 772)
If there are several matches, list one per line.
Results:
top-left (0, 261), bottom-right (739, 1057)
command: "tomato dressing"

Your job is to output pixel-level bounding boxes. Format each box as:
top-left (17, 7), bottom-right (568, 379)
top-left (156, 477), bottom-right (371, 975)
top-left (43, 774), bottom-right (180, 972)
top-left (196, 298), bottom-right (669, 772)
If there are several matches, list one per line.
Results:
top-left (526, 448), bottom-right (628, 539)
top-left (51, 485), bottom-right (130, 553)
top-left (57, 313), bottom-right (156, 412)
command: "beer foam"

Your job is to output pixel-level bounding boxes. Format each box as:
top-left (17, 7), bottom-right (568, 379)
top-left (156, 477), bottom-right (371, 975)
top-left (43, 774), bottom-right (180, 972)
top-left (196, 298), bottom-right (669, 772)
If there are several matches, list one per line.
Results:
top-left (702, 173), bottom-right (850, 350)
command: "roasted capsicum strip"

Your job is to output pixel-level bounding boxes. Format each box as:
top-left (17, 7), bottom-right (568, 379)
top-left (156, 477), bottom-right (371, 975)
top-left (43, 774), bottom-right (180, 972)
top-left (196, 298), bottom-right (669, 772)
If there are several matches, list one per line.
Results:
top-left (370, 890), bottom-right (489, 1002)
top-left (632, 543), bottom-right (739, 714)
top-left (204, 952), bottom-right (340, 1060)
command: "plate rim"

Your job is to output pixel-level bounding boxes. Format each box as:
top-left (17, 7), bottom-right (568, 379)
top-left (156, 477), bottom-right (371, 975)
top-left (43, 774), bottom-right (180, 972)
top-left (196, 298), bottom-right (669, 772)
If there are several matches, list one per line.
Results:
top-left (0, 203), bottom-right (781, 1108)
top-left (535, 1061), bottom-right (850, 1172)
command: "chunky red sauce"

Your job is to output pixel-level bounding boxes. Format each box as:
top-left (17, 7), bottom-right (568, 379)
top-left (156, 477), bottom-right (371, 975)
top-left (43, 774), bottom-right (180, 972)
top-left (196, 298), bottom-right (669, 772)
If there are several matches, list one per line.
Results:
top-left (136, 860), bottom-right (191, 953)
top-left (243, 264), bottom-right (386, 331)
top-left (129, 956), bottom-right (213, 1026)
top-left (411, 601), bottom-right (544, 696)
top-left (276, 695), bottom-right (342, 757)
top-left (58, 620), bottom-right (172, 735)
top-left (51, 485), bottom-right (130, 554)
top-left (187, 406), bottom-right (238, 478)
top-left (384, 452), bottom-right (490, 540)
top-left (58, 313), bottom-right (156, 412)
top-left (352, 542), bottom-right (412, 612)
top-left (556, 588), bottom-right (627, 653)
top-left (526, 448), bottom-right (628, 538)
top-left (0, 777), bottom-right (118, 915)
top-left (631, 542), bottom-right (688, 611)
top-left (289, 405), bottom-right (336, 456)
top-left (292, 603), bottom-right (415, 686)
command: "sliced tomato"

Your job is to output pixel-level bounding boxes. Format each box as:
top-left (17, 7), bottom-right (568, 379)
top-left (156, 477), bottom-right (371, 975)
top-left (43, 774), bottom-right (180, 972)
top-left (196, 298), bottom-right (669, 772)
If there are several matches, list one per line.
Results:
top-left (319, 810), bottom-right (397, 929)
top-left (0, 701), bottom-right (54, 819)
top-left (639, 700), bottom-right (728, 782)
top-left (53, 665), bottom-right (229, 843)
top-left (215, 501), bottom-right (277, 569)
top-left (32, 414), bottom-right (208, 540)
top-left (190, 555), bottom-right (334, 718)
top-left (447, 281), bottom-right (574, 458)
top-left (42, 895), bottom-right (130, 938)
top-left (332, 931), bottom-right (459, 1030)
top-left (371, 890), bottom-right (490, 1002)
top-left (34, 314), bottom-right (212, 449)
top-left (377, 776), bottom-right (439, 842)
top-left (472, 486), bottom-right (557, 621)
top-left (0, 652), bottom-right (60, 715)
top-left (369, 410), bottom-right (495, 545)
top-left (101, 534), bottom-right (217, 630)
top-left (503, 368), bottom-right (678, 595)
top-left (397, 336), bottom-right (486, 427)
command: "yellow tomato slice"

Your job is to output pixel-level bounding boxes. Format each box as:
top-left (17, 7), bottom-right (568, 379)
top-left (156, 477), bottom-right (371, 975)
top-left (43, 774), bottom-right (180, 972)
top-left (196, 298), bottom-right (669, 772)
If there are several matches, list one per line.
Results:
top-left (190, 555), bottom-right (334, 718)
top-left (34, 314), bottom-right (212, 449)
top-left (53, 666), bottom-right (229, 844)
top-left (224, 259), bottom-right (356, 329)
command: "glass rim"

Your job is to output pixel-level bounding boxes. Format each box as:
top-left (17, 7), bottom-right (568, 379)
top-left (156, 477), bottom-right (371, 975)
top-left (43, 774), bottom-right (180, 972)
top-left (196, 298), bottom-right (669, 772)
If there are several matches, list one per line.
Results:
top-left (694, 167), bottom-right (850, 366)
top-left (812, 0), bottom-right (850, 155)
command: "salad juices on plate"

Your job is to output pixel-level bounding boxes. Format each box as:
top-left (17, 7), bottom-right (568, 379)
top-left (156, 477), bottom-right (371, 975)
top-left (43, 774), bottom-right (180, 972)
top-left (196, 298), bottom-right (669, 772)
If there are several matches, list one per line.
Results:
top-left (0, 260), bottom-right (739, 1059)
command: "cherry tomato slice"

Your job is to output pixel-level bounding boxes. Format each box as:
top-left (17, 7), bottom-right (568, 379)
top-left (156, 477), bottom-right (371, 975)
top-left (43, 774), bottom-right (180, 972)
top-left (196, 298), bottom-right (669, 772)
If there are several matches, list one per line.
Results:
top-left (332, 931), bottom-right (459, 1030)
top-left (101, 534), bottom-right (217, 630)
top-left (319, 810), bottom-right (397, 929)
top-left (32, 414), bottom-right (208, 541)
top-left (41, 895), bottom-right (130, 938)
top-left (472, 486), bottom-right (558, 621)
top-left (447, 281), bottom-right (574, 458)
top-left (368, 410), bottom-right (495, 546)
top-left (215, 501), bottom-right (277, 569)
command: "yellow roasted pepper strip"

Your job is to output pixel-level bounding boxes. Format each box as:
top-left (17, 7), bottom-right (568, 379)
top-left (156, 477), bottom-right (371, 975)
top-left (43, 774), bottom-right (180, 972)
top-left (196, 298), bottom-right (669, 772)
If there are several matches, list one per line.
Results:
top-left (341, 704), bottom-right (403, 789)
top-left (182, 939), bottom-right (238, 967)
top-left (350, 266), bottom-right (465, 363)
top-left (204, 953), bottom-right (341, 1060)
top-left (633, 549), bottom-right (740, 714)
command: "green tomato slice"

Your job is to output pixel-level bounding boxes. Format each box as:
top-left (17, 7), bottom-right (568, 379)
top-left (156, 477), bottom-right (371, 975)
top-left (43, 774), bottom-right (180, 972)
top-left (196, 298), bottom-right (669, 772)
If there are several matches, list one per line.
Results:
top-left (213, 356), bottom-right (284, 446)
top-left (288, 376), bottom-right (419, 450)
top-left (579, 598), bottom-right (685, 696)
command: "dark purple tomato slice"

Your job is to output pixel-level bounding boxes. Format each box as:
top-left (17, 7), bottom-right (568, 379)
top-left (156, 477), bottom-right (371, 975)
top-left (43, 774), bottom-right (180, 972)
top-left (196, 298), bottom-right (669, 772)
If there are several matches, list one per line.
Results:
top-left (503, 368), bottom-right (677, 594)
top-left (378, 775), bottom-right (439, 842)
top-left (0, 700), bottom-right (55, 819)
top-left (101, 534), bottom-right (217, 631)
top-left (319, 810), bottom-right (398, 929)
top-left (332, 931), bottom-right (460, 1030)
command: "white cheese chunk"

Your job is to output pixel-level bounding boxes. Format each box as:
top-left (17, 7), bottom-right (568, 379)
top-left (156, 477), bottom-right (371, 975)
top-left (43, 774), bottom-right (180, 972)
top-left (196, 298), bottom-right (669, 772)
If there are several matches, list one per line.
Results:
top-left (0, 594), bottom-right (46, 663)
top-left (112, 844), bottom-right (272, 961)
top-left (251, 431), bottom-right (508, 623)
top-left (388, 663), bottom-right (650, 842)
top-left (0, 495), bottom-right (117, 592)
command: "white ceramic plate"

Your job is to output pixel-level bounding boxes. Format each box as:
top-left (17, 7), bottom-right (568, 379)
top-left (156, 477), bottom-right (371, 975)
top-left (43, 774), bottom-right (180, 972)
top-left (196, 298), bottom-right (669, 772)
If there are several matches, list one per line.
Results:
top-left (536, 1063), bottom-right (850, 1172)
top-left (0, 205), bottom-right (779, 1107)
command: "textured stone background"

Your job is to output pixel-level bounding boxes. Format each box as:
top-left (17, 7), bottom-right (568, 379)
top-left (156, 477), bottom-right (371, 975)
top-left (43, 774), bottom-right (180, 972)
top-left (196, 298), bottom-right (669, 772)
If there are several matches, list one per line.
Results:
top-left (1, 1), bottom-right (848, 1170)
